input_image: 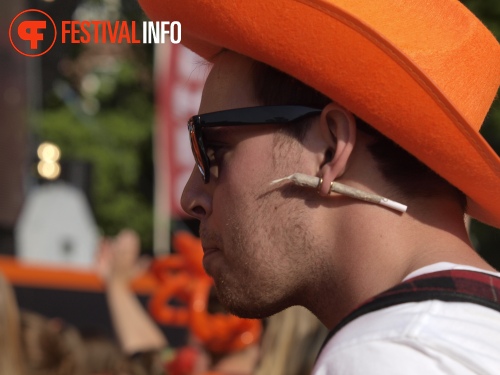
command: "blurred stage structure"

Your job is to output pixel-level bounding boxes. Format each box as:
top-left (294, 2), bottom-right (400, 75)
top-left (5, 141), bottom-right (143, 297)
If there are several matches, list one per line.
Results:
top-left (16, 183), bottom-right (99, 267)
top-left (0, 0), bottom-right (202, 341)
top-left (1, 0), bottom-right (204, 338)
top-left (0, 254), bottom-right (189, 343)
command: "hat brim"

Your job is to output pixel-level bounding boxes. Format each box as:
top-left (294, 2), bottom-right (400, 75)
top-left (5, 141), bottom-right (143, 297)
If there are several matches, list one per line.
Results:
top-left (140, 0), bottom-right (500, 227)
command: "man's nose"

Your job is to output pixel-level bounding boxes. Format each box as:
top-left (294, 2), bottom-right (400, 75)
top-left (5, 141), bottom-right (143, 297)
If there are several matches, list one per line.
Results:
top-left (180, 167), bottom-right (212, 220)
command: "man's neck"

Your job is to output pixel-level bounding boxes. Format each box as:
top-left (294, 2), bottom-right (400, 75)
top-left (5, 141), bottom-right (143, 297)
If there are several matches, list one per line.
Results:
top-left (307, 201), bottom-right (495, 330)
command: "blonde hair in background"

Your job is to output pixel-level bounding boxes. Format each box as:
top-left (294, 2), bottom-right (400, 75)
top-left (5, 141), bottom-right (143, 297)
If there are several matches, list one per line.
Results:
top-left (0, 272), bottom-right (25, 375)
top-left (254, 306), bottom-right (327, 375)
top-left (21, 311), bottom-right (86, 375)
top-left (82, 333), bottom-right (154, 375)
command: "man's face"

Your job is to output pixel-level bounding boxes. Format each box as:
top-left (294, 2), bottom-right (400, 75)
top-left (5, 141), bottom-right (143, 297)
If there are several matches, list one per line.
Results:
top-left (181, 52), bottom-right (326, 318)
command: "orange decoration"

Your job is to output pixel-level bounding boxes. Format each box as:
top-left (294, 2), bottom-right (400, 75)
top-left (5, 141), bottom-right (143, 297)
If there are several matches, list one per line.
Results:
top-left (149, 272), bottom-right (192, 326)
top-left (148, 232), bottom-right (262, 354)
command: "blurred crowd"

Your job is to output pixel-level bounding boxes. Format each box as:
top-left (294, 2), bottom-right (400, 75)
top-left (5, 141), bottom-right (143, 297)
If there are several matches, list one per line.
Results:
top-left (0, 230), bottom-right (327, 375)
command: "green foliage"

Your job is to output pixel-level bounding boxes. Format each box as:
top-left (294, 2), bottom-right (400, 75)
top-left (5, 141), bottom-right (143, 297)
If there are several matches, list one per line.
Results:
top-left (35, 0), bottom-right (156, 251)
top-left (36, 91), bottom-right (154, 251)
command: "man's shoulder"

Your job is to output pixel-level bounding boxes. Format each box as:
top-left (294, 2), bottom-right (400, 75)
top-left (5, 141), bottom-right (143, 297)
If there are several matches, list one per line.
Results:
top-left (314, 300), bottom-right (500, 374)
top-left (332, 297), bottom-right (500, 345)
top-left (329, 266), bottom-right (500, 349)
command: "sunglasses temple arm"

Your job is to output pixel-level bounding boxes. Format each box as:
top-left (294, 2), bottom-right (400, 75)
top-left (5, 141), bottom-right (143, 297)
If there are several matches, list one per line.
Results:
top-left (270, 173), bottom-right (407, 213)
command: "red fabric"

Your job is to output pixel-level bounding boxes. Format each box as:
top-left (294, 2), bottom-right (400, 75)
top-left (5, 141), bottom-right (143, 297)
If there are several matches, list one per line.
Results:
top-left (388, 269), bottom-right (500, 302)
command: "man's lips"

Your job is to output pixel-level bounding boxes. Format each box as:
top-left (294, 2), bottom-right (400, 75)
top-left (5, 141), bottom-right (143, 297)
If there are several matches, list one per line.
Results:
top-left (202, 247), bottom-right (220, 256)
top-left (201, 246), bottom-right (220, 273)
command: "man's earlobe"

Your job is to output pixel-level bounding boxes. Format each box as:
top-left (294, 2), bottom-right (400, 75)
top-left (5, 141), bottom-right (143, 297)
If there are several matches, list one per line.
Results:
top-left (318, 103), bottom-right (357, 195)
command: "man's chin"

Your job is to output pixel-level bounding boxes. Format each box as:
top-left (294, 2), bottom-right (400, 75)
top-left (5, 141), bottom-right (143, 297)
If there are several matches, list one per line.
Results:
top-left (213, 286), bottom-right (282, 320)
top-left (224, 304), bottom-right (272, 320)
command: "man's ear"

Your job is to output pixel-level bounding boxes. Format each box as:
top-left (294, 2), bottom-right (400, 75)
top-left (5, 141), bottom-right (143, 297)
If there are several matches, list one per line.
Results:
top-left (318, 103), bottom-right (356, 195)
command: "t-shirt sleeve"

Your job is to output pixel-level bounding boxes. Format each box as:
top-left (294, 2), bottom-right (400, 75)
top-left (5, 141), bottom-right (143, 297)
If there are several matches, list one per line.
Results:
top-left (312, 339), bottom-right (477, 375)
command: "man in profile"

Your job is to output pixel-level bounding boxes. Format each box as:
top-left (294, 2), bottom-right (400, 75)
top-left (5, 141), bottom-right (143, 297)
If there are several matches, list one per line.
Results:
top-left (140, 0), bottom-right (500, 372)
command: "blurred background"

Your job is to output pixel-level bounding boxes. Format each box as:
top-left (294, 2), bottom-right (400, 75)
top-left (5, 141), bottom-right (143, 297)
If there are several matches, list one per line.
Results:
top-left (0, 0), bottom-right (499, 349)
top-left (0, 0), bottom-right (210, 348)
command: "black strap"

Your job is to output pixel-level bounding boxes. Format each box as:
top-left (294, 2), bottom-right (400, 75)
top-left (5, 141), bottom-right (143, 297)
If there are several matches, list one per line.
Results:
top-left (318, 269), bottom-right (500, 356)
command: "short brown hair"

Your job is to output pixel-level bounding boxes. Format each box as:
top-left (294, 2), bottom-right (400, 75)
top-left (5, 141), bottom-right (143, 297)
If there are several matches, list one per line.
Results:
top-left (251, 61), bottom-right (466, 207)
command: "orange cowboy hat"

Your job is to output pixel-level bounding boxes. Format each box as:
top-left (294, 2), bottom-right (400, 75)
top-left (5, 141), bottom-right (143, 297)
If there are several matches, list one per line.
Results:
top-left (139, 0), bottom-right (500, 227)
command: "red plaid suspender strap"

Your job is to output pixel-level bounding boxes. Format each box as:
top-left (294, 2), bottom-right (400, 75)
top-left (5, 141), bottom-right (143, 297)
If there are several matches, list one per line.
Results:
top-left (319, 269), bottom-right (500, 356)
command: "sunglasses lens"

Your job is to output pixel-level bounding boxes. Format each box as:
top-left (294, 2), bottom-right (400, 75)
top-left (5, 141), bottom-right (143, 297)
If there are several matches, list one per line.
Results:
top-left (188, 121), bottom-right (207, 181)
top-left (188, 106), bottom-right (321, 184)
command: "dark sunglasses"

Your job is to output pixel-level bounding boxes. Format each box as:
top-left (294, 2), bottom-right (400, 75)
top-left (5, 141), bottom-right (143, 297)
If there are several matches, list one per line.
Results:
top-left (187, 105), bottom-right (322, 183)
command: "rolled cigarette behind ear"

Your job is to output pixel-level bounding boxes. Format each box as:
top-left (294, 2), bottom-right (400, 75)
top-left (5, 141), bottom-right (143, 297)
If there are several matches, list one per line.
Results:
top-left (271, 173), bottom-right (407, 213)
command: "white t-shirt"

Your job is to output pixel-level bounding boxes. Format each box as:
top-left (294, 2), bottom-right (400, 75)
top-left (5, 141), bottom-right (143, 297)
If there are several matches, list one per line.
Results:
top-left (312, 263), bottom-right (500, 375)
